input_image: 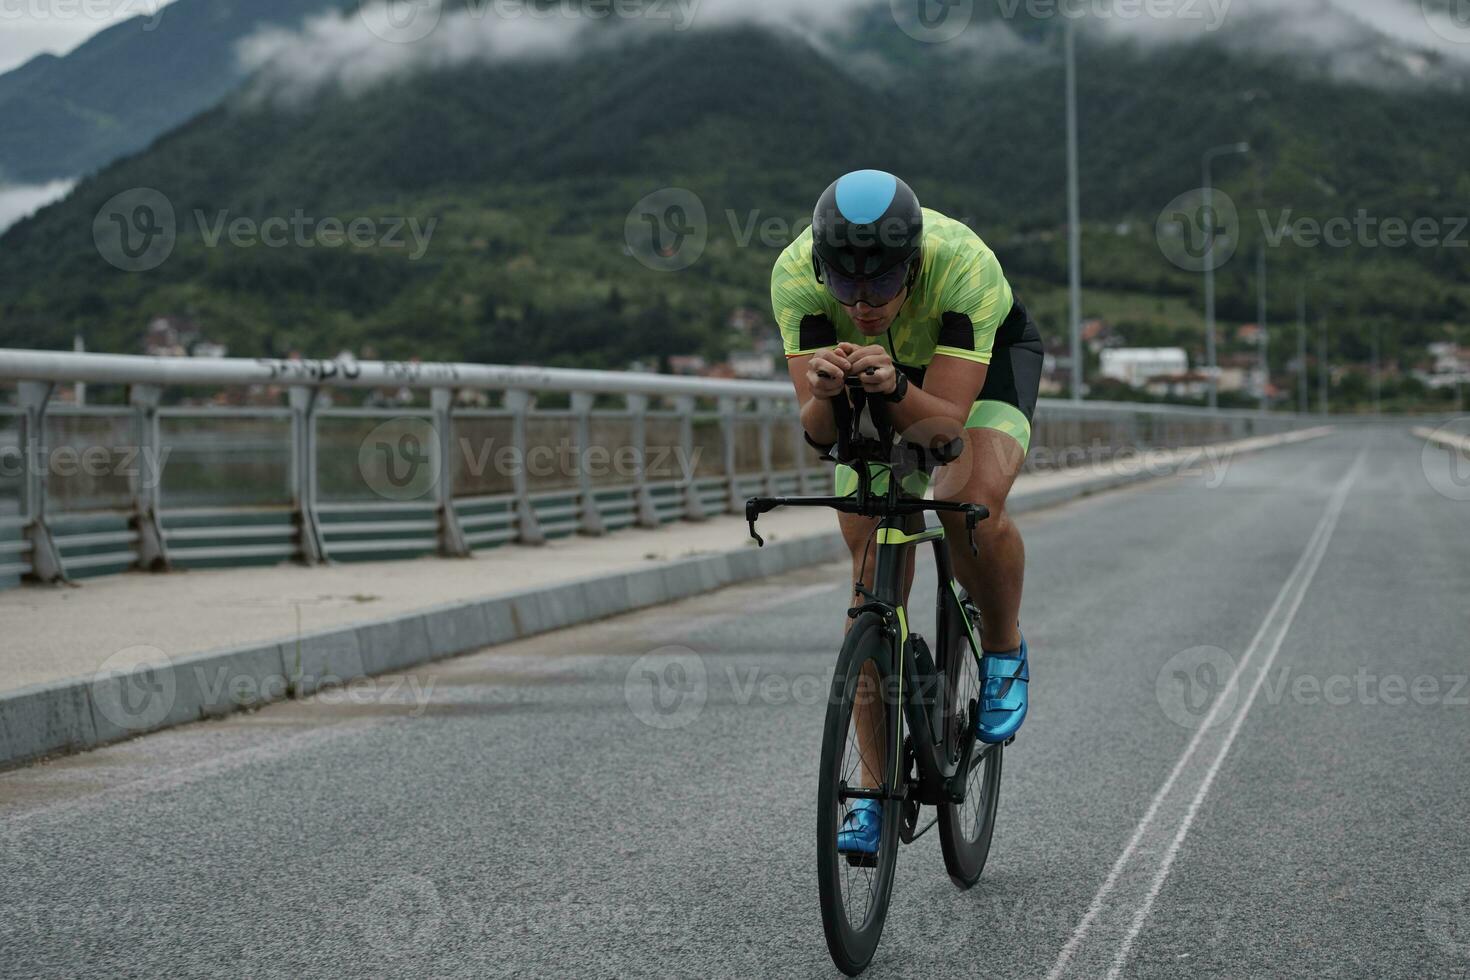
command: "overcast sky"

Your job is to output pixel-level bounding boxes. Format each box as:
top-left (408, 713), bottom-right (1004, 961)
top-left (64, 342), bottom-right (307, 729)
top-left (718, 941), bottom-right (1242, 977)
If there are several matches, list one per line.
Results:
top-left (0, 2), bottom-right (178, 74)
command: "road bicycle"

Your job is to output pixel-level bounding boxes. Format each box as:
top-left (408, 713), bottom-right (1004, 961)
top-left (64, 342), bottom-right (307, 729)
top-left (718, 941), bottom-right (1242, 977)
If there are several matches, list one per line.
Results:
top-left (746, 378), bottom-right (1008, 976)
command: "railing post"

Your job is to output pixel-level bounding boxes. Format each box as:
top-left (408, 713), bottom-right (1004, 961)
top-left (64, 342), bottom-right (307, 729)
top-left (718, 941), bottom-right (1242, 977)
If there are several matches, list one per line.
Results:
top-left (18, 380), bottom-right (64, 583)
top-left (759, 398), bottom-right (780, 496)
top-left (625, 394), bottom-right (660, 528)
top-left (431, 387), bottom-right (469, 557)
top-left (128, 384), bottom-right (169, 571)
top-left (288, 386), bottom-right (326, 564)
top-left (675, 395), bottom-right (706, 521)
top-left (571, 391), bottom-right (606, 536)
top-left (719, 396), bottom-right (740, 514)
top-left (504, 389), bottom-right (546, 545)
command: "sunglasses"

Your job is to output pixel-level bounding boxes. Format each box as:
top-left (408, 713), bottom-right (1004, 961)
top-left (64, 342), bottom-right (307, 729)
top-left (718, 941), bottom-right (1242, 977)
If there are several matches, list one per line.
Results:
top-left (820, 260), bottom-right (912, 308)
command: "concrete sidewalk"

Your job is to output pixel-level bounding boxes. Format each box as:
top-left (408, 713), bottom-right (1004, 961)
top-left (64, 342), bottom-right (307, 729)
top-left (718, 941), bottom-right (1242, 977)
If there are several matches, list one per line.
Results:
top-left (0, 426), bottom-right (1330, 769)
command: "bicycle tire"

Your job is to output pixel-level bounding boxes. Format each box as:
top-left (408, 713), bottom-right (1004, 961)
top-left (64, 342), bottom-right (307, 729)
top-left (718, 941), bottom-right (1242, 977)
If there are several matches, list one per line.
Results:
top-left (817, 612), bottom-right (902, 976)
top-left (937, 595), bottom-right (1004, 889)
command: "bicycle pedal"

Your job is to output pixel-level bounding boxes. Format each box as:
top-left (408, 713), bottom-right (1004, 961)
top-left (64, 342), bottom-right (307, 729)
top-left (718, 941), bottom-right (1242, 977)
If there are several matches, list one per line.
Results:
top-left (1005, 735), bottom-right (1017, 746)
top-left (844, 853), bottom-right (879, 869)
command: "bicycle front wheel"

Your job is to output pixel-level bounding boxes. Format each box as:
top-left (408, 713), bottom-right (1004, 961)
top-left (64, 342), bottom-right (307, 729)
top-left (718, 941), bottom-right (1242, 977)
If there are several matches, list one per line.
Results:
top-left (937, 595), bottom-right (1004, 889)
top-left (817, 613), bottom-right (902, 977)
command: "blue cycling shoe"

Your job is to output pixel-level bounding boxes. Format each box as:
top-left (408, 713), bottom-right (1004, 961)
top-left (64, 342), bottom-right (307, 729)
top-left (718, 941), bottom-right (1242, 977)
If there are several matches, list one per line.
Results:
top-left (836, 797), bottom-right (882, 857)
top-left (976, 632), bottom-right (1029, 744)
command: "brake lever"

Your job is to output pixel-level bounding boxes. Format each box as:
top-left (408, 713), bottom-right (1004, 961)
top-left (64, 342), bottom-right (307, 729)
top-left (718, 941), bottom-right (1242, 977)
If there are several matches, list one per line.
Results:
top-left (964, 505), bottom-right (990, 558)
top-left (746, 499), bottom-right (765, 547)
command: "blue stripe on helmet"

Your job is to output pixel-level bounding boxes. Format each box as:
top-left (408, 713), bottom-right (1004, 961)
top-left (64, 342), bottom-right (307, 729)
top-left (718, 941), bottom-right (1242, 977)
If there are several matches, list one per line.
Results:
top-left (834, 170), bottom-right (897, 225)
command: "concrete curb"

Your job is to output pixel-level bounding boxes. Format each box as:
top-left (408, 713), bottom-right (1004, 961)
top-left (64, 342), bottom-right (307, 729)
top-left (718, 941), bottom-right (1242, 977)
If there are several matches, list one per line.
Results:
top-left (1414, 425), bottom-right (1470, 455)
top-left (0, 426), bottom-right (1331, 771)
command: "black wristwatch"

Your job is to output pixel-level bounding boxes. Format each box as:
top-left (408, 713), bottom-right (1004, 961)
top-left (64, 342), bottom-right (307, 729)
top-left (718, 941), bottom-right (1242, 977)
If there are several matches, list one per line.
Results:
top-left (881, 371), bottom-right (910, 404)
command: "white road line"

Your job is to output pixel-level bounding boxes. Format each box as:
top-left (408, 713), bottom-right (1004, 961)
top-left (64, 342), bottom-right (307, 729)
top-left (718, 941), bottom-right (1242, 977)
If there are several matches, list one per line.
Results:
top-left (1047, 447), bottom-right (1367, 980)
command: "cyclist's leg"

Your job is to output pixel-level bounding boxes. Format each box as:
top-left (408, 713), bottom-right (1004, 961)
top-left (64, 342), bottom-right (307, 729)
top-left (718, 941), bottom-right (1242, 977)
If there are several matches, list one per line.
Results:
top-left (931, 306), bottom-right (1042, 653)
top-left (933, 426), bottom-right (1026, 651)
top-left (834, 465), bottom-right (920, 796)
top-left (834, 463), bottom-right (924, 620)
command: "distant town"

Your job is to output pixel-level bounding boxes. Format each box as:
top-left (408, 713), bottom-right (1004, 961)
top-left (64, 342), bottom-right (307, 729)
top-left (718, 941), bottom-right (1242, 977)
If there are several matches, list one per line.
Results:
top-left (41, 308), bottom-right (1470, 415)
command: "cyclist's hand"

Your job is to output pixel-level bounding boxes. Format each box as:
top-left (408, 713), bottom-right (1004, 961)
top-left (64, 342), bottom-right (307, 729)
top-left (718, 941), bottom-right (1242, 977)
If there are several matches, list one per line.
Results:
top-left (807, 348), bottom-right (851, 401)
top-left (844, 344), bottom-right (897, 396)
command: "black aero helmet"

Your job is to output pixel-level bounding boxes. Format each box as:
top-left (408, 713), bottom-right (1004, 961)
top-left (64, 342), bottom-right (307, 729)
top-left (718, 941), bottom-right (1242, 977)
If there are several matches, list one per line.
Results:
top-left (811, 170), bottom-right (923, 289)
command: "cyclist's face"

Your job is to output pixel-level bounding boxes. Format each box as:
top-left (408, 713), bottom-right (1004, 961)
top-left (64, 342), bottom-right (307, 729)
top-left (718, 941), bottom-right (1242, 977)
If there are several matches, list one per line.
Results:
top-left (844, 288), bottom-right (908, 336)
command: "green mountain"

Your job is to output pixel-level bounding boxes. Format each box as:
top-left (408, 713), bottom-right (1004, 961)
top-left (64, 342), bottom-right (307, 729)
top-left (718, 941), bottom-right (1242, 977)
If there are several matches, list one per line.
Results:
top-left (1, 9), bottom-right (1467, 408)
top-left (0, 0), bottom-right (345, 183)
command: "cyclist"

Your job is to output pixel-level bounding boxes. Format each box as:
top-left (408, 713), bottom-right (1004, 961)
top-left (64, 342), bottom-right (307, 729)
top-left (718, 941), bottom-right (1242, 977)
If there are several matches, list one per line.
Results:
top-left (770, 170), bottom-right (1042, 856)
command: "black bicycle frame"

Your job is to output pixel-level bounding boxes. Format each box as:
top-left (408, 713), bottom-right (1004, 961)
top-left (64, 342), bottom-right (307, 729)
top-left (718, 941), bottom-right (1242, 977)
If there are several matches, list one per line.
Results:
top-left (745, 380), bottom-right (990, 810)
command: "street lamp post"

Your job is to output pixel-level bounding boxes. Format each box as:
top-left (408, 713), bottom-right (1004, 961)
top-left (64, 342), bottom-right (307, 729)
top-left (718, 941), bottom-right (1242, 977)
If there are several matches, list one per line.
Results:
top-left (1296, 283), bottom-right (1308, 415)
top-left (1202, 141), bottom-right (1250, 409)
top-left (1319, 316), bottom-right (1330, 416)
top-left (1065, 20), bottom-right (1083, 402)
top-left (1256, 244), bottom-right (1268, 412)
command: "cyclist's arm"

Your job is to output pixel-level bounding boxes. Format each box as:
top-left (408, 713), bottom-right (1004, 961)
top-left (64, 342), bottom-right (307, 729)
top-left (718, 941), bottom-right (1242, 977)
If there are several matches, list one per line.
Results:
top-left (844, 345), bottom-right (981, 434)
top-left (892, 354), bottom-right (986, 433)
top-left (787, 352), bottom-right (847, 446)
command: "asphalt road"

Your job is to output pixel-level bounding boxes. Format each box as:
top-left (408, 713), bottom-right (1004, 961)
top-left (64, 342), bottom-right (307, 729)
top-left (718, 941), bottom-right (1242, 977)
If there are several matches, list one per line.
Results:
top-left (2, 425), bottom-right (1468, 979)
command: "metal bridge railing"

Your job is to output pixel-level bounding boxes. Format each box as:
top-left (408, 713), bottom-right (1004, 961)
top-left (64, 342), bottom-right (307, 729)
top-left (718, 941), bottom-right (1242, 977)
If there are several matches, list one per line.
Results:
top-left (0, 349), bottom-right (1310, 588)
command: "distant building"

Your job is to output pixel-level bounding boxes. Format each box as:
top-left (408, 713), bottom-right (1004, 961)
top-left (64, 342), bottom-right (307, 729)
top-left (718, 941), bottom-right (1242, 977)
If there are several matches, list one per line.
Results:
top-left (1144, 373), bottom-right (1212, 399)
top-left (1421, 342), bottom-right (1469, 389)
top-left (726, 307), bottom-right (766, 335)
top-left (1100, 348), bottom-right (1188, 388)
top-left (667, 355), bottom-right (708, 376)
top-left (144, 316), bottom-right (198, 357)
top-left (728, 351), bottom-right (776, 379)
top-left (1082, 318), bottom-right (1117, 353)
top-left (1215, 367), bottom-right (1247, 393)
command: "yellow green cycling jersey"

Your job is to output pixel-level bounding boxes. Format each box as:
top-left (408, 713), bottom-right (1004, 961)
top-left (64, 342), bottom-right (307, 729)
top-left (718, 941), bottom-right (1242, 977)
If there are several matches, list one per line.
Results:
top-left (770, 208), bottom-right (1014, 367)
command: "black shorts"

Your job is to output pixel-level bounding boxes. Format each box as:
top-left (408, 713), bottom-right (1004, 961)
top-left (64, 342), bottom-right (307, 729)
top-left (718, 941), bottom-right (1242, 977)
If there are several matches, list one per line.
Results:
top-left (977, 298), bottom-right (1044, 424)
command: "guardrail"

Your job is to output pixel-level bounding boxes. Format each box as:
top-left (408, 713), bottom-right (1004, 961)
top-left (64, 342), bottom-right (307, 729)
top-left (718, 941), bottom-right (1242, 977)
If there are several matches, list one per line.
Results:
top-left (0, 348), bottom-right (1312, 588)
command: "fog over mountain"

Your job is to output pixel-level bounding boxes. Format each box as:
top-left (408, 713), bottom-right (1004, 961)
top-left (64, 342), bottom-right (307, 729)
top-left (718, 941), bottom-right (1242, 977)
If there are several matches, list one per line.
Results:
top-left (238, 0), bottom-right (1470, 101)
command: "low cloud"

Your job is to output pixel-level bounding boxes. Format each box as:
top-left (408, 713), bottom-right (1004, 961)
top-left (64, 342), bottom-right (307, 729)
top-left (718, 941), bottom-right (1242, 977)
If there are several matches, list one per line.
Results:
top-left (237, 0), bottom-right (898, 103)
top-left (1087, 0), bottom-right (1470, 85)
top-left (237, 0), bottom-right (1470, 104)
top-left (238, 4), bottom-right (588, 105)
top-left (0, 180), bottom-right (75, 233)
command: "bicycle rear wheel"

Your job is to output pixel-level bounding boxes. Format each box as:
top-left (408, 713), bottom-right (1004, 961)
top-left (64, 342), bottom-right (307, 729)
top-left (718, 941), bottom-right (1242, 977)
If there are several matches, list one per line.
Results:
top-left (937, 595), bottom-right (1004, 889)
top-left (817, 613), bottom-right (902, 976)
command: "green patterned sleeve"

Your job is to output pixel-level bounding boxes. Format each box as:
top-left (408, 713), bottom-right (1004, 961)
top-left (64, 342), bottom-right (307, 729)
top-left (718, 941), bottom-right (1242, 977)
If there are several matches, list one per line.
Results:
top-left (770, 235), bottom-right (830, 358)
top-left (932, 238), bottom-right (1014, 366)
